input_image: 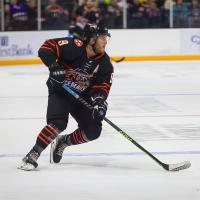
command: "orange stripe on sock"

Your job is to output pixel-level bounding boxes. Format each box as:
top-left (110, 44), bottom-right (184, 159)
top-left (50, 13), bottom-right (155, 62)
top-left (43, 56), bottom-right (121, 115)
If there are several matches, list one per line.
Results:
top-left (81, 130), bottom-right (88, 142)
top-left (72, 132), bottom-right (78, 144)
top-left (38, 135), bottom-right (49, 145)
top-left (44, 127), bottom-right (56, 137)
top-left (76, 130), bottom-right (84, 143)
top-left (79, 131), bottom-right (86, 143)
top-left (74, 131), bottom-right (82, 144)
top-left (40, 131), bottom-right (52, 142)
top-left (47, 124), bottom-right (59, 135)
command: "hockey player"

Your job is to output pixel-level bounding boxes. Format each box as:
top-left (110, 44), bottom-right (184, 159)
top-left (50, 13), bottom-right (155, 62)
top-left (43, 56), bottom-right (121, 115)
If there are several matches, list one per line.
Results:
top-left (18, 23), bottom-right (113, 171)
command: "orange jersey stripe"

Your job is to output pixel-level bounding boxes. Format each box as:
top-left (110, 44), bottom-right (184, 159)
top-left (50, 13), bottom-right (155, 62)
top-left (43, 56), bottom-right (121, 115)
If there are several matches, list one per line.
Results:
top-left (46, 41), bottom-right (54, 47)
top-left (91, 87), bottom-right (109, 94)
top-left (40, 46), bottom-right (53, 51)
top-left (55, 44), bottom-right (60, 58)
top-left (92, 85), bottom-right (109, 89)
top-left (102, 82), bottom-right (111, 88)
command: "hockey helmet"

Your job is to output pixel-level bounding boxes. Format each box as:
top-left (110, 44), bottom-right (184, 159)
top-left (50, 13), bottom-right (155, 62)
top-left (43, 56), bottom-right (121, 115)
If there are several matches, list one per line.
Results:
top-left (69, 24), bottom-right (84, 40)
top-left (83, 23), bottom-right (111, 43)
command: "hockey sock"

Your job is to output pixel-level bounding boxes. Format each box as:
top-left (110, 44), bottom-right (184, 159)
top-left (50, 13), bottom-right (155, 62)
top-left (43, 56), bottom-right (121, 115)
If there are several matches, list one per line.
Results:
top-left (35, 124), bottom-right (60, 153)
top-left (66, 128), bottom-right (89, 146)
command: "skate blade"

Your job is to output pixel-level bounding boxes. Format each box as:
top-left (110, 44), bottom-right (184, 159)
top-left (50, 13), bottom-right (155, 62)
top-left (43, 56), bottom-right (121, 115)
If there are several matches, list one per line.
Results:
top-left (18, 160), bottom-right (36, 171)
top-left (50, 140), bottom-right (56, 164)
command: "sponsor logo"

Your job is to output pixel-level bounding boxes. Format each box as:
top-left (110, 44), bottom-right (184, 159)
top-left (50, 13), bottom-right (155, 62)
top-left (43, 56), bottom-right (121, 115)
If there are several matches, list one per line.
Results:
top-left (0, 35), bottom-right (34, 57)
top-left (58, 39), bottom-right (69, 46)
top-left (74, 39), bottom-right (83, 47)
top-left (65, 80), bottom-right (86, 93)
top-left (191, 35), bottom-right (200, 45)
top-left (0, 36), bottom-right (9, 47)
top-left (0, 44), bottom-right (33, 57)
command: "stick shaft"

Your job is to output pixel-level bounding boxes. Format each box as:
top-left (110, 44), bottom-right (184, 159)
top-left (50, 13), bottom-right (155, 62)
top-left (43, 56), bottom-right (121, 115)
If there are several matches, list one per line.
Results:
top-left (63, 84), bottom-right (166, 168)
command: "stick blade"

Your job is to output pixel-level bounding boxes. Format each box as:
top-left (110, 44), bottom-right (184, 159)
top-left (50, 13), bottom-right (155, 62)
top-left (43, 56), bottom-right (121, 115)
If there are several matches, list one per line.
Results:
top-left (168, 161), bottom-right (191, 171)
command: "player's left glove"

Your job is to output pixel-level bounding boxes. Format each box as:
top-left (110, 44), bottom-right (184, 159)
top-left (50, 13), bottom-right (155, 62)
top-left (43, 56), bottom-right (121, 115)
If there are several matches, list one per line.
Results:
top-left (49, 62), bottom-right (66, 84)
top-left (90, 94), bottom-right (108, 121)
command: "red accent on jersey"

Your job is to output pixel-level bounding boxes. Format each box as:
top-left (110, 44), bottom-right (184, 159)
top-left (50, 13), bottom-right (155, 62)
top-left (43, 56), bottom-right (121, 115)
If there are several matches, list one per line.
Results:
top-left (74, 39), bottom-right (83, 47)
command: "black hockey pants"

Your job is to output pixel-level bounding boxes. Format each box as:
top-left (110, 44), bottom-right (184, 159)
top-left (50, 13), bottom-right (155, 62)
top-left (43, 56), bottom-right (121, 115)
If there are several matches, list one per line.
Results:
top-left (46, 88), bottom-right (103, 142)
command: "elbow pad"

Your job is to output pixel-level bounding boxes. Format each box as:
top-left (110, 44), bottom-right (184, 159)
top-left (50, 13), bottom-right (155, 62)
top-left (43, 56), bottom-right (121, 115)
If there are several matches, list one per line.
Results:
top-left (38, 48), bottom-right (57, 67)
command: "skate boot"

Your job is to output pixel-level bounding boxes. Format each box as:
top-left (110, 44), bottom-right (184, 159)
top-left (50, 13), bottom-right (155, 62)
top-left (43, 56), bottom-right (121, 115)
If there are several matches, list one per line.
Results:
top-left (18, 149), bottom-right (40, 171)
top-left (50, 135), bottom-right (68, 163)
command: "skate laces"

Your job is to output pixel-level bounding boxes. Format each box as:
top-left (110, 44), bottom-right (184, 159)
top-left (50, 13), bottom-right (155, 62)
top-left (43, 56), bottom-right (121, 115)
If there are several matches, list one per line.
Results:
top-left (28, 150), bottom-right (39, 162)
top-left (57, 143), bottom-right (68, 156)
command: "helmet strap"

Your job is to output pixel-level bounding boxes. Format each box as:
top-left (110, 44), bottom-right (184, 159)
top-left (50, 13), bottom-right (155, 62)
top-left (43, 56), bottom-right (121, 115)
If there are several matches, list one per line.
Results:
top-left (91, 35), bottom-right (98, 54)
top-left (92, 43), bottom-right (97, 54)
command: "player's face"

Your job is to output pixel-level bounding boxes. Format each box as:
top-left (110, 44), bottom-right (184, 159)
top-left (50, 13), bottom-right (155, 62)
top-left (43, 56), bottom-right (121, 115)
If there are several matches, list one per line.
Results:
top-left (95, 35), bottom-right (109, 54)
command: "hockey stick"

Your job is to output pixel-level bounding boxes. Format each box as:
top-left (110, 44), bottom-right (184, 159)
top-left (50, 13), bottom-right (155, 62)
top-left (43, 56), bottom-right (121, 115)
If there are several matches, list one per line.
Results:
top-left (111, 57), bottom-right (125, 63)
top-left (62, 84), bottom-right (191, 171)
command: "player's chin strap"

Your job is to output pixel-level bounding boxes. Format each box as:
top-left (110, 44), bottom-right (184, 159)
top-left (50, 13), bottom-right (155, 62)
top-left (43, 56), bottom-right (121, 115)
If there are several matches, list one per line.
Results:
top-left (91, 37), bottom-right (98, 54)
top-left (91, 34), bottom-right (104, 54)
top-left (62, 83), bottom-right (191, 172)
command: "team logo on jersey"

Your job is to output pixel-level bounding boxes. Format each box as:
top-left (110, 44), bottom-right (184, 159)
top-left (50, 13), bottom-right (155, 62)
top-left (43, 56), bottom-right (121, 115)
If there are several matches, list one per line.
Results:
top-left (93, 64), bottom-right (99, 74)
top-left (74, 39), bottom-right (83, 47)
top-left (65, 69), bottom-right (92, 93)
top-left (58, 40), bottom-right (68, 46)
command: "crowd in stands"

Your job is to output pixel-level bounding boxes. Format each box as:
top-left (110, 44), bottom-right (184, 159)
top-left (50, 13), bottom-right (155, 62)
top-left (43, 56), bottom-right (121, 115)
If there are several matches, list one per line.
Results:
top-left (4, 0), bottom-right (37, 30)
top-left (2, 0), bottom-right (200, 31)
top-left (0, 3), bottom-right (2, 29)
top-left (173, 0), bottom-right (200, 27)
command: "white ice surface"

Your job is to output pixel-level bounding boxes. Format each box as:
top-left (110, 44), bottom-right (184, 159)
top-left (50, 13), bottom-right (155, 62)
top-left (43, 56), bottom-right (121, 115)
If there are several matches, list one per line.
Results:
top-left (0, 61), bottom-right (200, 200)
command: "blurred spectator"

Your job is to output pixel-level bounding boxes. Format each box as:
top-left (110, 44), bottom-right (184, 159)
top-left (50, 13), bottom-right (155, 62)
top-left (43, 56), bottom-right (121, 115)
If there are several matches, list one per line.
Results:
top-left (161, 0), bottom-right (170, 27)
top-left (0, 2), bottom-right (2, 29)
top-left (42, 0), bottom-right (69, 30)
top-left (99, 0), bottom-right (123, 28)
top-left (146, 1), bottom-right (162, 28)
top-left (4, 0), bottom-right (29, 31)
top-left (26, 0), bottom-right (37, 30)
top-left (61, 0), bottom-right (78, 22)
top-left (173, 0), bottom-right (189, 28)
top-left (188, 0), bottom-right (200, 27)
top-left (69, 0), bottom-right (99, 38)
top-left (127, 0), bottom-right (148, 28)
top-left (1, 0), bottom-right (197, 31)
top-left (74, 0), bottom-right (99, 24)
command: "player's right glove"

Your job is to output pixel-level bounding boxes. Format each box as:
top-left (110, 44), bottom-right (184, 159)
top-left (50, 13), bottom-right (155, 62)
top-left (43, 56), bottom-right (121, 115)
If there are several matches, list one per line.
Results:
top-left (90, 93), bottom-right (108, 121)
top-left (49, 62), bottom-right (66, 84)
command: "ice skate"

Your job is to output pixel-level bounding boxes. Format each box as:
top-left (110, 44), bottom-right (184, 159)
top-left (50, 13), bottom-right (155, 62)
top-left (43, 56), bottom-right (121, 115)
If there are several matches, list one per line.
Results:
top-left (18, 149), bottom-right (39, 171)
top-left (50, 135), bottom-right (68, 163)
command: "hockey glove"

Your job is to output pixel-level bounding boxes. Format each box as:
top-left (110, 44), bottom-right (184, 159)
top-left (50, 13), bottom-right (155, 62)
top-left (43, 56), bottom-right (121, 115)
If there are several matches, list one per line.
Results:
top-left (49, 62), bottom-right (66, 84)
top-left (90, 94), bottom-right (108, 121)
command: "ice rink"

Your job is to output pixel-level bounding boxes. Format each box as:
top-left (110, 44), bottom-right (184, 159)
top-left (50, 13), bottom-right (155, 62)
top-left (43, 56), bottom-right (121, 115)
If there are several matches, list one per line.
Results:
top-left (0, 61), bottom-right (200, 200)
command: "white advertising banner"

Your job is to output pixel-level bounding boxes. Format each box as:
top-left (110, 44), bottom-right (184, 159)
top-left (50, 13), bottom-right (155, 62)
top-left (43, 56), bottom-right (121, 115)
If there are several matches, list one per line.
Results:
top-left (0, 31), bottom-right (68, 60)
top-left (180, 29), bottom-right (200, 54)
top-left (107, 29), bottom-right (180, 56)
top-left (0, 29), bottom-right (199, 61)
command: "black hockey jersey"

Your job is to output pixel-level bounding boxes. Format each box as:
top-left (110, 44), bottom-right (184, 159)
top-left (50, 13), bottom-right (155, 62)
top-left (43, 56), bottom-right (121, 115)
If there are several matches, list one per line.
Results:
top-left (38, 37), bottom-right (113, 99)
